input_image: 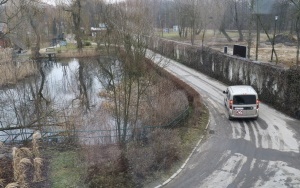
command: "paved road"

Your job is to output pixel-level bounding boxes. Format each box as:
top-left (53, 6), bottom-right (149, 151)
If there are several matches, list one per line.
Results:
top-left (148, 52), bottom-right (300, 188)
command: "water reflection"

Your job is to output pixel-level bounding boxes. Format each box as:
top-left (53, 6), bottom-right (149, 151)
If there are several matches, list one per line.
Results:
top-left (0, 58), bottom-right (103, 143)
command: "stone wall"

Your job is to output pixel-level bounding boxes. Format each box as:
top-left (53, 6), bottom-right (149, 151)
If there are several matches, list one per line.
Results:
top-left (147, 37), bottom-right (300, 119)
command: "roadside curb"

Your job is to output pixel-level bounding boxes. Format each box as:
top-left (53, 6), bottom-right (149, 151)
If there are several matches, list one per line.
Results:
top-left (154, 103), bottom-right (211, 188)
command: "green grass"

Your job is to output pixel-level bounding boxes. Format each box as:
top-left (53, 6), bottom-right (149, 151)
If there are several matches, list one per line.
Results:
top-left (49, 149), bottom-right (86, 188)
top-left (180, 105), bottom-right (209, 154)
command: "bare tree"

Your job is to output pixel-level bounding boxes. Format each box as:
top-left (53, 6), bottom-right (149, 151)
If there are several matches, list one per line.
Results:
top-left (63, 0), bottom-right (83, 51)
top-left (24, 0), bottom-right (45, 59)
top-left (174, 0), bottom-right (189, 38)
top-left (94, 0), bottom-right (158, 144)
top-left (290, 0), bottom-right (300, 68)
top-left (231, 0), bottom-right (250, 41)
top-left (219, 1), bottom-right (233, 42)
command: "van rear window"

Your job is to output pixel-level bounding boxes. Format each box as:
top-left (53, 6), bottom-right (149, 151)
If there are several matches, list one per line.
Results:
top-left (233, 95), bottom-right (256, 104)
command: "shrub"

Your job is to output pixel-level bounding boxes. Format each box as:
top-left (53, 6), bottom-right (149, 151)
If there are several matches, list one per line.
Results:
top-left (84, 41), bottom-right (92, 46)
top-left (126, 142), bottom-right (155, 184)
top-left (149, 129), bottom-right (182, 170)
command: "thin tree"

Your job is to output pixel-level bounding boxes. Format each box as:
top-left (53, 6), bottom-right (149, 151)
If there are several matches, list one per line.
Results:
top-left (290, 0), bottom-right (300, 68)
top-left (95, 0), bottom-right (158, 144)
top-left (218, 0), bottom-right (233, 42)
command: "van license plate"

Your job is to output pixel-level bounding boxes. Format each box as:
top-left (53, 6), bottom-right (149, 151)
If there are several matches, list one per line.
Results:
top-left (236, 110), bottom-right (243, 115)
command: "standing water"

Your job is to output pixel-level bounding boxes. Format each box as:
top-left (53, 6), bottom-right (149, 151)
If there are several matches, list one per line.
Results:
top-left (0, 58), bottom-right (114, 144)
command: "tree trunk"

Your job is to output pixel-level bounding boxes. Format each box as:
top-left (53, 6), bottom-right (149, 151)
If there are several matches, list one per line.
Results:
top-left (219, 28), bottom-right (233, 42)
top-left (72, 0), bottom-right (83, 51)
top-left (247, 0), bottom-right (255, 59)
top-left (191, 20), bottom-right (195, 45)
top-left (219, 18), bottom-right (233, 42)
top-left (234, 2), bottom-right (243, 41)
top-left (30, 19), bottom-right (41, 59)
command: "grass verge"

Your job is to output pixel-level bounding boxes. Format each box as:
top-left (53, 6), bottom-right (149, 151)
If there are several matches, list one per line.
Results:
top-left (47, 148), bottom-right (86, 188)
top-left (180, 105), bottom-right (209, 153)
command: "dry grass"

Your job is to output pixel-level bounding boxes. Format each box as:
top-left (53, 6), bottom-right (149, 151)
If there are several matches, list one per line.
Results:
top-left (56, 48), bottom-right (101, 58)
top-left (1, 131), bottom-right (44, 187)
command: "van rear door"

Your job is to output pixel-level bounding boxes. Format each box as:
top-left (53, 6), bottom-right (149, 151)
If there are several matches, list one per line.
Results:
top-left (232, 95), bottom-right (257, 117)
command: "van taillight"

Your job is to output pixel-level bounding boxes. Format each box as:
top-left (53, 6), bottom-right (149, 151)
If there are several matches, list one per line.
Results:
top-left (256, 100), bottom-right (259, 109)
top-left (229, 100), bottom-right (233, 109)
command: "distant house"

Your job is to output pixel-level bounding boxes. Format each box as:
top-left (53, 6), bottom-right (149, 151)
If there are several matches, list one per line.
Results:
top-left (173, 25), bottom-right (179, 32)
top-left (91, 23), bottom-right (107, 37)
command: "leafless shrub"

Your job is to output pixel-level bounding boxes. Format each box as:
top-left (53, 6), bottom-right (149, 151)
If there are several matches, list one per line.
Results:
top-left (82, 144), bottom-right (121, 166)
top-left (83, 144), bottom-right (132, 187)
top-left (142, 78), bottom-right (188, 126)
top-left (126, 142), bottom-right (155, 181)
top-left (149, 129), bottom-right (182, 170)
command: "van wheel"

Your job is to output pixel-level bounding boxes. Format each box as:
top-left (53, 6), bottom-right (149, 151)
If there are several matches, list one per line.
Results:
top-left (228, 115), bottom-right (233, 121)
top-left (253, 116), bottom-right (258, 120)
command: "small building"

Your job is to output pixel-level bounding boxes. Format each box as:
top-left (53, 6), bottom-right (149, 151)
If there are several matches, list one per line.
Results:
top-left (91, 23), bottom-right (107, 37)
top-left (173, 25), bottom-right (179, 32)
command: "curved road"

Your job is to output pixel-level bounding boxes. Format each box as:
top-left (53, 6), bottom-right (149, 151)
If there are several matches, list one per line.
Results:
top-left (148, 52), bottom-right (300, 188)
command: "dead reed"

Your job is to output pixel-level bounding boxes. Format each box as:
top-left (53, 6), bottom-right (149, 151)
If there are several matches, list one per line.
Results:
top-left (12, 147), bottom-right (32, 187)
top-left (33, 158), bottom-right (43, 182)
top-left (32, 131), bottom-right (41, 157)
top-left (32, 131), bottom-right (43, 182)
top-left (0, 178), bottom-right (4, 188)
top-left (7, 131), bottom-right (43, 187)
top-left (0, 60), bottom-right (37, 87)
top-left (4, 182), bottom-right (19, 188)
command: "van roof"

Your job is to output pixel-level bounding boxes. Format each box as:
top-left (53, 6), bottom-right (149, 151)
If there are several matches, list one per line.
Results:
top-left (228, 85), bottom-right (257, 96)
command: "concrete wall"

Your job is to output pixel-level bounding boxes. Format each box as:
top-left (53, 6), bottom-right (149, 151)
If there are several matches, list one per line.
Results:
top-left (147, 37), bottom-right (300, 119)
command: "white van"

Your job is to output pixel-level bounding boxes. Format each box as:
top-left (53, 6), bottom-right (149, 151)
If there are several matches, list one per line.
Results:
top-left (223, 85), bottom-right (259, 120)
